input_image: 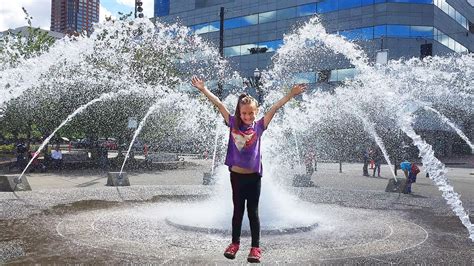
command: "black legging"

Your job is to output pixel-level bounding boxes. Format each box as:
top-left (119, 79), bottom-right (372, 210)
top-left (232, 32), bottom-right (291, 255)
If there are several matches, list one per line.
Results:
top-left (230, 171), bottom-right (261, 247)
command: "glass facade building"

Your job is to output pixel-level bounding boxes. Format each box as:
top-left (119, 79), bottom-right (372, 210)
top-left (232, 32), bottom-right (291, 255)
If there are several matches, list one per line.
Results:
top-left (156, 0), bottom-right (473, 79)
top-left (51, 0), bottom-right (100, 34)
top-left (155, 0), bottom-right (171, 17)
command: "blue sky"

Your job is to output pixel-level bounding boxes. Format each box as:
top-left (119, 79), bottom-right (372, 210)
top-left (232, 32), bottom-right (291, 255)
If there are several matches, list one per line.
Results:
top-left (0, 0), bottom-right (154, 32)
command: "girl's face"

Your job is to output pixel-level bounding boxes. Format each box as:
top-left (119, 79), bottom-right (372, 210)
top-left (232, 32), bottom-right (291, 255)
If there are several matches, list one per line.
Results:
top-left (239, 103), bottom-right (258, 126)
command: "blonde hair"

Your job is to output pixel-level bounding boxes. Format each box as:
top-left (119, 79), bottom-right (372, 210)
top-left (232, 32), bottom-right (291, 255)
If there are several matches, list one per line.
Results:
top-left (234, 93), bottom-right (259, 130)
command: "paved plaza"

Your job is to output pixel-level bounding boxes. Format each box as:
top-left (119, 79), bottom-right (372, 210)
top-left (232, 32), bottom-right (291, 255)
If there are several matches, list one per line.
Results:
top-left (0, 158), bottom-right (473, 264)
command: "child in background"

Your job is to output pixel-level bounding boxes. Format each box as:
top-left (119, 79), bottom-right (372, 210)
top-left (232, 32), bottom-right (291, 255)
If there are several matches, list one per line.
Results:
top-left (400, 160), bottom-right (420, 194)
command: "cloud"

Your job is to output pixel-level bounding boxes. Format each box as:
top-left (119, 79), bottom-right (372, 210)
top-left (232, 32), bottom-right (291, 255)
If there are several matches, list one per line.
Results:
top-left (100, 4), bottom-right (116, 22)
top-left (143, 0), bottom-right (154, 17)
top-left (0, 0), bottom-right (50, 31)
top-left (0, 0), bottom-right (156, 32)
top-left (116, 0), bottom-right (135, 7)
top-left (468, 0), bottom-right (474, 6)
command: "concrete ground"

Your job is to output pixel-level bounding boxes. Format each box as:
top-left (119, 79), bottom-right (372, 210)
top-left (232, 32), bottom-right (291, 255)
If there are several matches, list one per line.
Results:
top-left (0, 159), bottom-right (473, 264)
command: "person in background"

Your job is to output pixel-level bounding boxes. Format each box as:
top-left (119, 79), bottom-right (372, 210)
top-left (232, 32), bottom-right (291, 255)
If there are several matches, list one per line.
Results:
top-left (372, 149), bottom-right (383, 177)
top-left (15, 142), bottom-right (28, 170)
top-left (29, 150), bottom-right (46, 173)
top-left (362, 148), bottom-right (370, 176)
top-left (400, 160), bottom-right (420, 194)
top-left (305, 150), bottom-right (315, 175)
top-left (51, 145), bottom-right (63, 170)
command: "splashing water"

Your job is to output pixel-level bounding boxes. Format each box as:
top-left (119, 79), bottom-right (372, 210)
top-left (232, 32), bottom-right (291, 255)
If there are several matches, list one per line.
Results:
top-left (210, 116), bottom-right (221, 175)
top-left (17, 88), bottom-right (143, 182)
top-left (260, 16), bottom-right (473, 240)
top-left (399, 114), bottom-right (474, 241)
top-left (348, 105), bottom-right (396, 179)
top-left (119, 89), bottom-right (169, 174)
top-left (423, 105), bottom-right (474, 153)
top-left (2, 13), bottom-right (473, 242)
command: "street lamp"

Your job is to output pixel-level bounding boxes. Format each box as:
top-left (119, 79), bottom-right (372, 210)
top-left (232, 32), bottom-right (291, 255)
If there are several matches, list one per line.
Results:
top-left (242, 68), bottom-right (263, 104)
top-left (135, 0), bottom-right (144, 18)
top-left (253, 68), bottom-right (263, 104)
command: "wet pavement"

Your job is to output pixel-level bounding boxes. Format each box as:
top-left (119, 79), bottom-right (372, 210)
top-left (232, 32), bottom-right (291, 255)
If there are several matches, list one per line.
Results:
top-left (0, 160), bottom-right (473, 264)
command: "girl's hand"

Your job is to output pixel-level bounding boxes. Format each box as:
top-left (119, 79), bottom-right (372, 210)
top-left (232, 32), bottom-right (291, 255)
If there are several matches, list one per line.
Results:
top-left (289, 84), bottom-right (306, 97)
top-left (191, 76), bottom-right (206, 91)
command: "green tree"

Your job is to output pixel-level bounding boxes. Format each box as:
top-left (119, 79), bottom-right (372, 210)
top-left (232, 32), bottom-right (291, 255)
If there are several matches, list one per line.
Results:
top-left (0, 7), bottom-right (56, 69)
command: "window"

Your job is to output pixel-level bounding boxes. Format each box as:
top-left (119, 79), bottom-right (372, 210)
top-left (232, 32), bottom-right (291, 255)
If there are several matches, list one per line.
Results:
top-left (224, 46), bottom-right (240, 57)
top-left (297, 3), bottom-right (317, 17)
top-left (360, 27), bottom-right (374, 39)
top-left (387, 0), bottom-right (432, 3)
top-left (155, 0), bottom-right (170, 17)
top-left (209, 21), bottom-right (220, 32)
top-left (386, 25), bottom-right (410, 37)
top-left (317, 0), bottom-right (338, 13)
top-left (374, 25), bottom-right (386, 38)
top-left (259, 11), bottom-right (276, 23)
top-left (240, 43), bottom-right (258, 55)
top-left (241, 14), bottom-right (258, 27)
top-left (338, 0), bottom-right (362, 10)
top-left (193, 23), bottom-right (209, 34)
top-left (439, 33), bottom-right (449, 46)
top-left (410, 26), bottom-right (432, 38)
top-left (224, 14), bottom-right (258, 29)
top-left (338, 68), bottom-right (357, 81)
top-left (223, 39), bottom-right (282, 57)
top-left (258, 40), bottom-right (283, 52)
top-left (224, 17), bottom-right (242, 29)
top-left (329, 68), bottom-right (357, 82)
top-left (340, 28), bottom-right (363, 40)
top-left (292, 72), bottom-right (317, 84)
top-left (276, 7), bottom-right (297, 20)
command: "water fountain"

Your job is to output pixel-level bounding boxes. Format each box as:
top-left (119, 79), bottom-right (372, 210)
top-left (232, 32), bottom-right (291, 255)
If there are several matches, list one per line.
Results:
top-left (0, 14), bottom-right (473, 263)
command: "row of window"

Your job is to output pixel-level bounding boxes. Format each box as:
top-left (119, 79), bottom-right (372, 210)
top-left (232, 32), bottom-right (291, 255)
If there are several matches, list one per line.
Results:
top-left (224, 39), bottom-right (283, 57)
top-left (433, 0), bottom-right (468, 29)
top-left (433, 28), bottom-right (468, 53)
top-left (190, 0), bottom-right (468, 35)
top-left (222, 24), bottom-right (468, 57)
top-left (274, 68), bottom-right (357, 85)
top-left (293, 68), bottom-right (358, 83)
top-left (339, 24), bottom-right (434, 40)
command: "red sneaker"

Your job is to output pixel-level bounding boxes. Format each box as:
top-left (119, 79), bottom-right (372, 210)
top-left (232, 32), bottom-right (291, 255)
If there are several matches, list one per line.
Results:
top-left (247, 247), bottom-right (262, 263)
top-left (223, 242), bottom-right (240, 259)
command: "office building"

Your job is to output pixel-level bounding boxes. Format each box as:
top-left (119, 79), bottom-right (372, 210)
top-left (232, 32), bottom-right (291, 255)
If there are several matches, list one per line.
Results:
top-left (51, 0), bottom-right (100, 34)
top-left (155, 0), bottom-right (474, 157)
top-left (155, 0), bottom-right (473, 79)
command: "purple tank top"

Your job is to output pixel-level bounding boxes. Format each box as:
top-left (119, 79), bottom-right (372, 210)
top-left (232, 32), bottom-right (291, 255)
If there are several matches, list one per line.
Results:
top-left (224, 115), bottom-right (266, 176)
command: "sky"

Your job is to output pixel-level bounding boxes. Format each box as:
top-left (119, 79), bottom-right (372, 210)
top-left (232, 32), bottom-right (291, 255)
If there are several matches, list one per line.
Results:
top-left (0, 0), bottom-right (154, 32)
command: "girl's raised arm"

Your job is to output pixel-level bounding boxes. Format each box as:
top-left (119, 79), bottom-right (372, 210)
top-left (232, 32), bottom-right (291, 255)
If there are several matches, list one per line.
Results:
top-left (263, 84), bottom-right (306, 129)
top-left (191, 76), bottom-right (230, 125)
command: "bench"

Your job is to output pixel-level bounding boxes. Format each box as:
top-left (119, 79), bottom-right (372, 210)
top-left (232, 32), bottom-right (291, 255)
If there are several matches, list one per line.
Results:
top-left (60, 151), bottom-right (94, 169)
top-left (144, 153), bottom-right (183, 170)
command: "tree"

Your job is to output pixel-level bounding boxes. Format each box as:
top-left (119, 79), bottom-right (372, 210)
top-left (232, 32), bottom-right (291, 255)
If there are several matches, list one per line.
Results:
top-left (0, 15), bottom-right (196, 146)
top-left (0, 8), bottom-right (56, 70)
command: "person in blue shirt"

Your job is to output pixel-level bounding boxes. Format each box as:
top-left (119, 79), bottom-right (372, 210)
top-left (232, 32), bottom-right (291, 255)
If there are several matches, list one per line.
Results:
top-left (400, 160), bottom-right (419, 194)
